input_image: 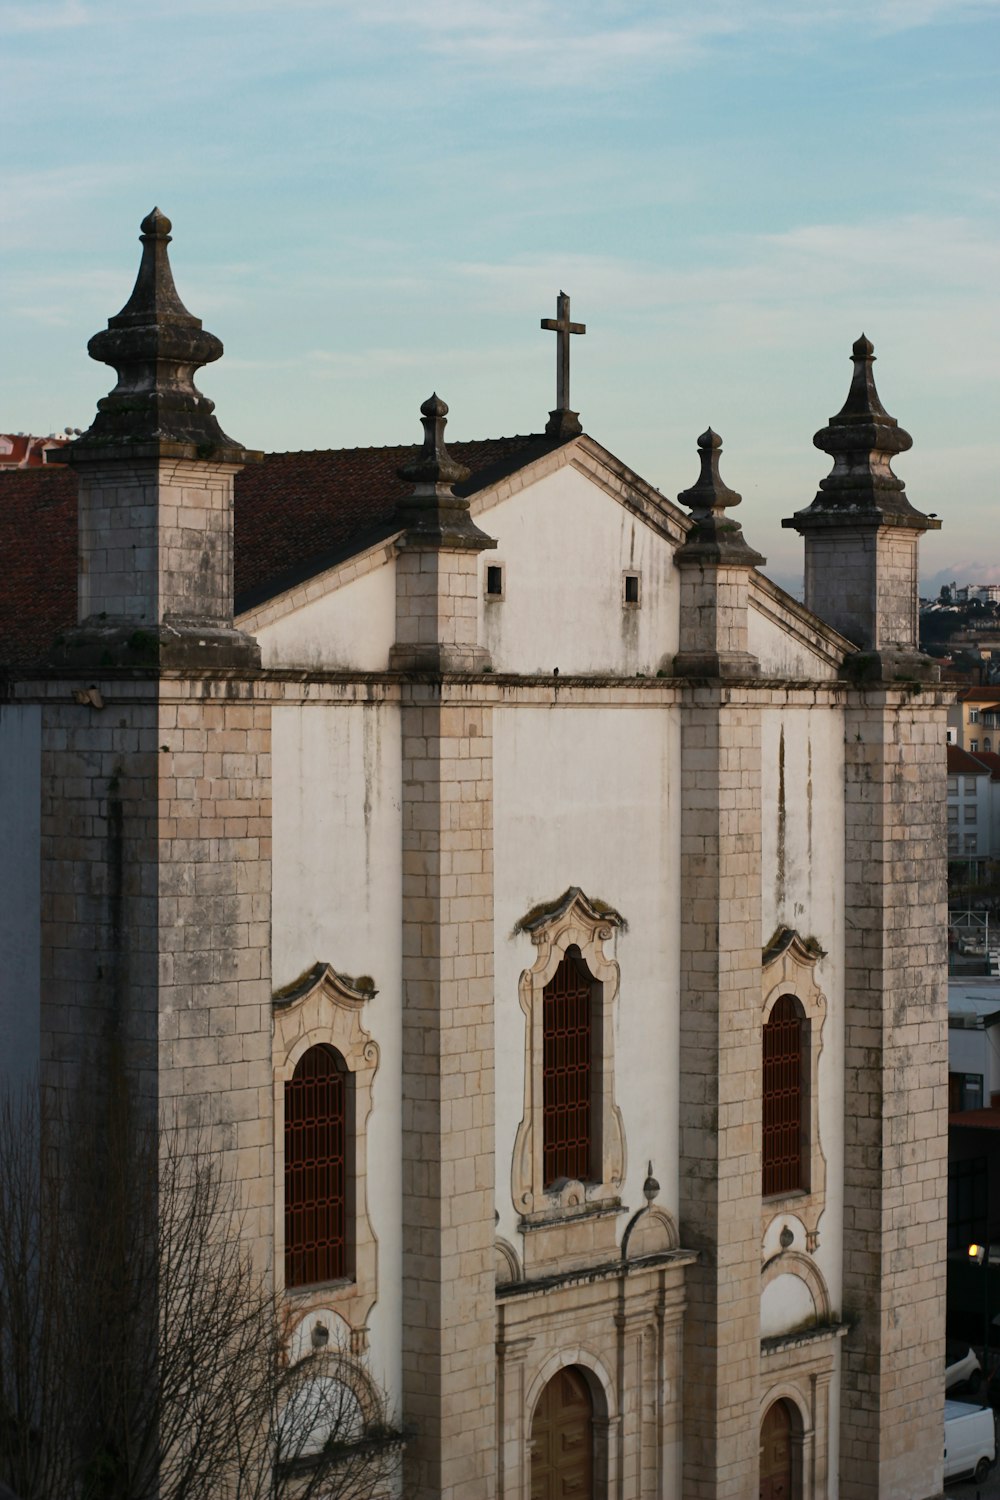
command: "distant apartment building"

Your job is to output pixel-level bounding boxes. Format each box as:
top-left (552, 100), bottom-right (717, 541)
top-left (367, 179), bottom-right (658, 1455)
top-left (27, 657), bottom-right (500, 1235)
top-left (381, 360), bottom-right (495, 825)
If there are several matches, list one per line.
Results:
top-left (947, 744), bottom-right (1000, 863)
top-left (940, 582), bottom-right (1000, 605)
top-left (947, 687), bottom-right (1000, 751)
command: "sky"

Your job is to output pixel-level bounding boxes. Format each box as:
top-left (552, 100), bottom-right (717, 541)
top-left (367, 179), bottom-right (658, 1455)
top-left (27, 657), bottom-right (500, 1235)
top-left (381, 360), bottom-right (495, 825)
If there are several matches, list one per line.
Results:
top-left (2, 0), bottom-right (999, 595)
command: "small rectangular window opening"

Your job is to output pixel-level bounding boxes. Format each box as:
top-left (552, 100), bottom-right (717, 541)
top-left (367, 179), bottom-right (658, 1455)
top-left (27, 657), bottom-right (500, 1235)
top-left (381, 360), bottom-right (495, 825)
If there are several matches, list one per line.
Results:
top-left (486, 564), bottom-right (504, 599)
top-left (623, 572), bottom-right (640, 606)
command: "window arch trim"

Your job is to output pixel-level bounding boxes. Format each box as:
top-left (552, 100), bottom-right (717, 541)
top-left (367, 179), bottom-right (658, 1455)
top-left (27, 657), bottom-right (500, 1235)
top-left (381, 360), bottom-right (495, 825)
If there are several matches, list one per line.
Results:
top-left (760, 929), bottom-right (827, 1250)
top-left (273, 962), bottom-right (380, 1347)
top-left (512, 888), bottom-right (626, 1244)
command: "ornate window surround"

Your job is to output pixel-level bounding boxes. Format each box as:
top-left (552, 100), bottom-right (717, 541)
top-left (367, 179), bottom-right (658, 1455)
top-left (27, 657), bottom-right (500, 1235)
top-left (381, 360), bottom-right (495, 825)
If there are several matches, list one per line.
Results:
top-left (511, 888), bottom-right (626, 1235)
top-left (273, 963), bottom-right (380, 1346)
top-left (760, 928), bottom-right (827, 1249)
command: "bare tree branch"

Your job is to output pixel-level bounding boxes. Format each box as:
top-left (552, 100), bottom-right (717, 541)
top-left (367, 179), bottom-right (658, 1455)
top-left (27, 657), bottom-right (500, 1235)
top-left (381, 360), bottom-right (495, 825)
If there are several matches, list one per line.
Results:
top-left (0, 1081), bottom-right (404, 1500)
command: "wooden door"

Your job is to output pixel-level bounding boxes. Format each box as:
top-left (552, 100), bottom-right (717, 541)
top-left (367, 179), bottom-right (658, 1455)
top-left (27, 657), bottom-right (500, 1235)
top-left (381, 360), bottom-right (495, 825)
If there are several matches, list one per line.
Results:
top-left (760, 1400), bottom-right (793, 1500)
top-left (530, 1366), bottom-right (593, 1500)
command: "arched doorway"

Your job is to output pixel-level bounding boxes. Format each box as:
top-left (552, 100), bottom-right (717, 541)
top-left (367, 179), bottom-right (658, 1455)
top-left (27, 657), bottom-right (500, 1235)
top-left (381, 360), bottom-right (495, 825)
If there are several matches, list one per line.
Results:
top-left (760, 1399), bottom-right (795, 1500)
top-left (530, 1366), bottom-right (593, 1500)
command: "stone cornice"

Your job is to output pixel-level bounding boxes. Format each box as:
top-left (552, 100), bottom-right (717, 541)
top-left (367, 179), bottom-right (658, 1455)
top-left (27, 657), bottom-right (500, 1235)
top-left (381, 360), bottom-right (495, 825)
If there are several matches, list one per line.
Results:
top-left (3, 671), bottom-right (956, 711)
top-left (495, 1246), bottom-right (697, 1302)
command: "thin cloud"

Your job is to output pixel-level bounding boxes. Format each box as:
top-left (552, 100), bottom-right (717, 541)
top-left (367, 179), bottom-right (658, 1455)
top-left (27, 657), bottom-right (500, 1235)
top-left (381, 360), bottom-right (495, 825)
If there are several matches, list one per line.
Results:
top-left (454, 214), bottom-right (1000, 312)
top-left (348, 0), bottom-right (1000, 83)
top-left (0, 0), bottom-right (90, 32)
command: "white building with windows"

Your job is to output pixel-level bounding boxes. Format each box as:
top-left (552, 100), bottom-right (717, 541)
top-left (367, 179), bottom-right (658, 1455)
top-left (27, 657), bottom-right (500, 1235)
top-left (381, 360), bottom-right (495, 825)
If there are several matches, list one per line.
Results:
top-left (0, 212), bottom-right (951, 1500)
top-left (946, 688), bottom-right (1000, 752)
top-left (947, 745), bottom-right (1000, 864)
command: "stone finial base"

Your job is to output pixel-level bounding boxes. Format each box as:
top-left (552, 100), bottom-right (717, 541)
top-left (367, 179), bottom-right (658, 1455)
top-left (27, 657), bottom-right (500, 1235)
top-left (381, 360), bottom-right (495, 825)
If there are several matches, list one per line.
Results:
top-left (544, 409), bottom-right (583, 439)
top-left (671, 649), bottom-right (760, 680)
top-left (47, 617), bottom-right (262, 671)
top-left (388, 641), bottom-right (492, 674)
top-left (842, 645), bottom-right (941, 686)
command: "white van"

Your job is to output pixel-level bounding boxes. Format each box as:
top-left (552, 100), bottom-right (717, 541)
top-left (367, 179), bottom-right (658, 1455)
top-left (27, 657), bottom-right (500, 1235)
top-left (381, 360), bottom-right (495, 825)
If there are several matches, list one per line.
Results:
top-left (945, 1399), bottom-right (996, 1484)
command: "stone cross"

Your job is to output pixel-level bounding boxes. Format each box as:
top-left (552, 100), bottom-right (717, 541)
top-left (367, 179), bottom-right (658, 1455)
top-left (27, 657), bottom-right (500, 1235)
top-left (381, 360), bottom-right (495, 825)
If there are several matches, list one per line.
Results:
top-left (540, 292), bottom-right (585, 413)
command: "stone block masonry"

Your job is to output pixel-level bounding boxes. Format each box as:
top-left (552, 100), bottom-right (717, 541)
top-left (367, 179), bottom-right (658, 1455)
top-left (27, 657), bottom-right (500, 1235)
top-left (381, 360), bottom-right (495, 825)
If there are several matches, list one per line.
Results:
top-left (75, 459), bottom-right (241, 629)
top-left (400, 686), bottom-right (496, 1500)
top-left (39, 678), bottom-right (273, 1262)
top-left (678, 688), bottom-right (763, 1500)
top-left (839, 691), bottom-right (949, 1500)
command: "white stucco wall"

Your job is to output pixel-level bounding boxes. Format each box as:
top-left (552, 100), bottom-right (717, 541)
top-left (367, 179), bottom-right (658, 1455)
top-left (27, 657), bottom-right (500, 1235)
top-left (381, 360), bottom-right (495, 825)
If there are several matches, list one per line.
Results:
top-left (760, 1273), bottom-right (817, 1337)
top-left (252, 558), bottom-right (398, 671)
top-left (748, 601), bottom-right (839, 681)
top-left (492, 702), bottom-right (682, 1251)
top-left (250, 464), bottom-right (681, 678)
top-left (270, 701), bottom-right (402, 1399)
top-left (0, 705), bottom-right (41, 1086)
top-left (477, 467), bottom-right (679, 676)
top-left (760, 705), bottom-right (846, 1326)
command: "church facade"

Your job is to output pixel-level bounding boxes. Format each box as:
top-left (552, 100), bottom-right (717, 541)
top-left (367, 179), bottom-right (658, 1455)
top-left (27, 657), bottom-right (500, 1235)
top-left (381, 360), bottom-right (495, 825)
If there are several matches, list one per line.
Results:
top-left (0, 212), bottom-right (949, 1499)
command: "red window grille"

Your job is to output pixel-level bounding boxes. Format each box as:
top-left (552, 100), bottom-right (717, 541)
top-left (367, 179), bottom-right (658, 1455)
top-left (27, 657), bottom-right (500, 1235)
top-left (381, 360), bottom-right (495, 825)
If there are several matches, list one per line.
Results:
top-left (762, 995), bottom-right (804, 1197)
top-left (543, 952), bottom-right (593, 1188)
top-left (285, 1046), bottom-right (348, 1288)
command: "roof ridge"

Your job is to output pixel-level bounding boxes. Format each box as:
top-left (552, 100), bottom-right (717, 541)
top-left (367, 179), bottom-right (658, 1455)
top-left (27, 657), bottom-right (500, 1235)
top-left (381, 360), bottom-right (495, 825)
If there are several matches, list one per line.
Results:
top-left (260, 432), bottom-right (550, 458)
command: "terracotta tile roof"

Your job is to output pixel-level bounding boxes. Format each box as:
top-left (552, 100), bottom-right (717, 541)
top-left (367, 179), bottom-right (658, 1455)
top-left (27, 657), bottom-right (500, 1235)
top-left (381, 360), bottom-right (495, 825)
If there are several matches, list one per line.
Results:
top-left (0, 465), bottom-right (77, 669)
top-left (234, 434), bottom-right (563, 611)
top-left (959, 687), bottom-right (1000, 703)
top-left (0, 433), bottom-right (566, 668)
top-left (948, 745), bottom-right (992, 775)
top-left (0, 432), bottom-right (72, 468)
top-left (971, 751), bottom-right (1000, 782)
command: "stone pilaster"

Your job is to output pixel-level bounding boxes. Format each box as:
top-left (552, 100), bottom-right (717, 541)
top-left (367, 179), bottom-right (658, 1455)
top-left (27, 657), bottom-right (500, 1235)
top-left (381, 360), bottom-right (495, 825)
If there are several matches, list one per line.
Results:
top-left (40, 682), bottom-right (273, 1253)
top-left (839, 692), bottom-right (948, 1500)
top-left (39, 209), bottom-right (272, 1259)
top-left (673, 431), bottom-right (765, 1496)
top-left (400, 689), bottom-right (496, 1500)
top-left (678, 688), bottom-right (763, 1499)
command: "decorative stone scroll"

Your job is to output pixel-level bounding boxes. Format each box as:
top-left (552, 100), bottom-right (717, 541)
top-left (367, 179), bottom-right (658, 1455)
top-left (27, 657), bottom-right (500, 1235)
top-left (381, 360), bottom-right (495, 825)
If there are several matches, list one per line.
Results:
top-left (511, 888), bottom-right (626, 1272)
top-left (761, 928), bottom-right (827, 1249)
top-left (273, 963), bottom-right (380, 1345)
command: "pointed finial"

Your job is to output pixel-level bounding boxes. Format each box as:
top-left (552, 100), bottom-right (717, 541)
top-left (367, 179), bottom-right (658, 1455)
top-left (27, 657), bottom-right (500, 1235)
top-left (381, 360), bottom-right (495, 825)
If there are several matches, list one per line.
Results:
top-left (643, 1161), bottom-right (660, 1205)
top-left (829, 332), bottom-right (897, 430)
top-left (784, 332), bottom-right (937, 527)
top-left (398, 393), bottom-right (471, 489)
top-left (74, 209), bottom-right (246, 457)
top-left (677, 428), bottom-right (742, 518)
top-left (675, 428), bottom-right (764, 567)
top-left (394, 393), bottom-right (494, 554)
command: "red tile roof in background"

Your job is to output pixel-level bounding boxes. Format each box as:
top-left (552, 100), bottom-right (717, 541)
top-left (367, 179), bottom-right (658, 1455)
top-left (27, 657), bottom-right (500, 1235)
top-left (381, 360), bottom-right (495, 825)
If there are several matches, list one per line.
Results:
top-left (0, 434), bottom-right (563, 667)
top-left (969, 750), bottom-right (1000, 782)
top-left (948, 745), bottom-right (992, 775)
top-left (0, 433), bottom-right (72, 468)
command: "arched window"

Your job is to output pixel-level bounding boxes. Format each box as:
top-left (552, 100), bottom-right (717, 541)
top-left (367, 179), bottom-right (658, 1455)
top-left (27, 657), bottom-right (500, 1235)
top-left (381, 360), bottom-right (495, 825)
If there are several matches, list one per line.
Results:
top-left (763, 996), bottom-right (805, 1197)
top-left (542, 949), bottom-right (593, 1187)
top-left (285, 1045), bottom-right (350, 1288)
